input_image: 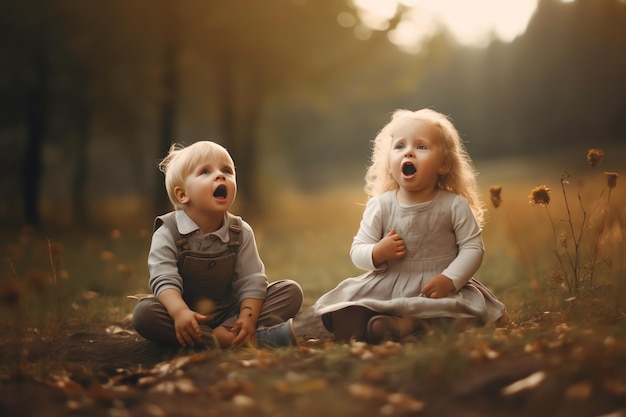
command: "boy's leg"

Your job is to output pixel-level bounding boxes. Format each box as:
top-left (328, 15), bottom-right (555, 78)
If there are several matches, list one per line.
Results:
top-left (132, 297), bottom-right (214, 346)
top-left (257, 280), bottom-right (303, 327)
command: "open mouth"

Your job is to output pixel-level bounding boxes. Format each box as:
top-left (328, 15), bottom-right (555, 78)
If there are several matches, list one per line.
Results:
top-left (402, 162), bottom-right (417, 176)
top-left (213, 185), bottom-right (227, 198)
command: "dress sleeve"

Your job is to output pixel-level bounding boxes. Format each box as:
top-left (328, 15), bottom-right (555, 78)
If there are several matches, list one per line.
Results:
top-left (148, 226), bottom-right (184, 297)
top-left (441, 195), bottom-right (484, 290)
top-left (231, 221), bottom-right (269, 301)
top-left (350, 197), bottom-right (386, 272)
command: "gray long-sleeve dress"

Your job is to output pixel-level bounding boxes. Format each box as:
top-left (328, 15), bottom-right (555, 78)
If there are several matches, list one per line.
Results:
top-left (313, 189), bottom-right (506, 324)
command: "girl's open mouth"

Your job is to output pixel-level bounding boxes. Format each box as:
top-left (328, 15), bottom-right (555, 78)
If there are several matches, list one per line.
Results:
top-left (213, 185), bottom-right (227, 198)
top-left (402, 162), bottom-right (417, 176)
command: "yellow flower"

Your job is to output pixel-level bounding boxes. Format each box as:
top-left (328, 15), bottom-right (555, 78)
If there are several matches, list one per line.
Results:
top-left (605, 172), bottom-right (618, 189)
top-left (489, 186), bottom-right (502, 208)
top-left (587, 148), bottom-right (604, 167)
top-left (529, 185), bottom-right (551, 206)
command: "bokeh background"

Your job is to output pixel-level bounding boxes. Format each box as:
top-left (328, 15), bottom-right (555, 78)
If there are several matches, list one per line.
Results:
top-left (1, 0), bottom-right (624, 231)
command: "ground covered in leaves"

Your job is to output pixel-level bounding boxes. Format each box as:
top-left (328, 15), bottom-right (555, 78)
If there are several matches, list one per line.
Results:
top-left (2, 308), bottom-right (626, 417)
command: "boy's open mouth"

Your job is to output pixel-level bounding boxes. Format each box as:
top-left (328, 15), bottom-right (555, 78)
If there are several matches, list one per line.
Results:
top-left (213, 185), bottom-right (227, 198)
top-left (402, 162), bottom-right (417, 176)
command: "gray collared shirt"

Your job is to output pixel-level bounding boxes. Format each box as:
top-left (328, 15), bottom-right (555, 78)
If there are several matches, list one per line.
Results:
top-left (147, 210), bottom-right (268, 302)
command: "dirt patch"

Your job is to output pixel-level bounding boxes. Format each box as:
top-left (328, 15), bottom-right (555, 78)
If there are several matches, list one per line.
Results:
top-left (1, 318), bottom-right (626, 417)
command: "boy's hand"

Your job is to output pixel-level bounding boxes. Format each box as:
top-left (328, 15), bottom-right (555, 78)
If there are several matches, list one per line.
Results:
top-left (372, 229), bottom-right (406, 267)
top-left (231, 316), bottom-right (257, 346)
top-left (172, 308), bottom-right (208, 347)
top-left (421, 274), bottom-right (455, 299)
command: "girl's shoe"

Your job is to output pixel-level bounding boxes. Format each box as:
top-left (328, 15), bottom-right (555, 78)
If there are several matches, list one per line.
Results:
top-left (366, 315), bottom-right (415, 344)
top-left (255, 318), bottom-right (297, 348)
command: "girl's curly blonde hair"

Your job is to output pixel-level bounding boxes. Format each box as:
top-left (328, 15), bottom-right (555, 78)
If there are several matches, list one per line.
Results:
top-left (364, 108), bottom-right (486, 227)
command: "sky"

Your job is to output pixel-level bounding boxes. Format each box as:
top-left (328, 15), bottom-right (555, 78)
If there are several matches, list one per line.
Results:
top-left (341, 0), bottom-right (544, 53)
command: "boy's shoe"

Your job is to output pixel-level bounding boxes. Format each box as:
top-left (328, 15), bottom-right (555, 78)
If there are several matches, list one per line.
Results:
top-left (255, 318), bottom-right (297, 348)
top-left (366, 315), bottom-right (415, 344)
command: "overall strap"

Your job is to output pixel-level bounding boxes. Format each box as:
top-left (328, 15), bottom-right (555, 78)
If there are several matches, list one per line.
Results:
top-left (227, 213), bottom-right (242, 252)
top-left (154, 211), bottom-right (190, 252)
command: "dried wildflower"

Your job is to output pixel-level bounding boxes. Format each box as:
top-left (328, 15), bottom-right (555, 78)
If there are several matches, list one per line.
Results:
top-left (604, 172), bottom-right (618, 189)
top-left (489, 186), bottom-right (502, 208)
top-left (561, 171), bottom-right (570, 185)
top-left (587, 148), bottom-right (604, 167)
top-left (529, 185), bottom-right (551, 206)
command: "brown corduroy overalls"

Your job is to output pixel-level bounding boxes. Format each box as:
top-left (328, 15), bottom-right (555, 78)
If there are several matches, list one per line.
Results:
top-left (132, 212), bottom-right (303, 346)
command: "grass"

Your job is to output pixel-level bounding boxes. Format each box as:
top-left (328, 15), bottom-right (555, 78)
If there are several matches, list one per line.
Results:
top-left (2, 149), bottom-right (625, 337)
top-left (0, 150), bottom-right (625, 416)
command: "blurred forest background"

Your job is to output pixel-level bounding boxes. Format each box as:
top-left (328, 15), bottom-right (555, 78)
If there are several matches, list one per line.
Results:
top-left (1, 0), bottom-right (625, 232)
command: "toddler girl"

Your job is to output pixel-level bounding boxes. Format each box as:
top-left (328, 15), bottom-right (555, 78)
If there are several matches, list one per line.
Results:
top-left (313, 109), bottom-right (508, 343)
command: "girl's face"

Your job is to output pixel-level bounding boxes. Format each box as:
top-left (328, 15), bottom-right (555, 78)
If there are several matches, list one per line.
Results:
top-left (388, 118), bottom-right (448, 203)
top-left (175, 152), bottom-right (237, 217)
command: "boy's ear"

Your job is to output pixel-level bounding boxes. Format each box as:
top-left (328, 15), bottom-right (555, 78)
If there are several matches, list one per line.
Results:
top-left (174, 186), bottom-right (189, 204)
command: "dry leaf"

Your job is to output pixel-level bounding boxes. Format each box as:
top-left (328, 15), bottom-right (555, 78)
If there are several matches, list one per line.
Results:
top-left (174, 378), bottom-right (198, 394)
top-left (501, 371), bottom-right (547, 396)
top-left (127, 294), bottom-right (152, 301)
top-left (603, 378), bottom-right (626, 396)
top-left (347, 383), bottom-right (384, 400)
top-left (565, 381), bottom-right (592, 401)
top-left (232, 394), bottom-right (255, 410)
top-left (385, 392), bottom-right (425, 412)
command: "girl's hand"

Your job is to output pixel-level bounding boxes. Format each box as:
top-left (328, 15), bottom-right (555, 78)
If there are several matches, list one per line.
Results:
top-left (231, 316), bottom-right (257, 346)
top-left (421, 274), bottom-right (455, 299)
top-left (372, 229), bottom-right (406, 266)
top-left (172, 308), bottom-right (208, 347)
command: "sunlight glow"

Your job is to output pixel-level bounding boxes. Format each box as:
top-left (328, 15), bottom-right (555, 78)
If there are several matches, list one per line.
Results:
top-left (350, 0), bottom-right (538, 53)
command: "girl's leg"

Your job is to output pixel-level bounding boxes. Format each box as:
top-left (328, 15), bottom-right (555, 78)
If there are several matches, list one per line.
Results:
top-left (329, 306), bottom-right (377, 343)
top-left (366, 315), bottom-right (420, 344)
top-left (257, 280), bottom-right (303, 327)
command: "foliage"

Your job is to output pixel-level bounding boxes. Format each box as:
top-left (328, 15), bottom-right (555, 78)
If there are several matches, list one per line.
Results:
top-left (2, 0), bottom-right (626, 226)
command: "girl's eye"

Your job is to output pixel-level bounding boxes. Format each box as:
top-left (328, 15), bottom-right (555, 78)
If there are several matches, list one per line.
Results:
top-left (417, 144), bottom-right (427, 150)
top-left (200, 169), bottom-right (210, 175)
top-left (393, 143), bottom-right (405, 150)
top-left (222, 167), bottom-right (233, 174)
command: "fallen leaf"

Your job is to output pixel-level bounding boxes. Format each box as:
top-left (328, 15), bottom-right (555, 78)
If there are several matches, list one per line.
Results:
top-left (603, 378), bottom-right (626, 396)
top-left (501, 371), bottom-right (547, 396)
top-left (232, 394), bottom-right (255, 410)
top-left (565, 381), bottom-right (592, 401)
top-left (347, 383), bottom-right (384, 400)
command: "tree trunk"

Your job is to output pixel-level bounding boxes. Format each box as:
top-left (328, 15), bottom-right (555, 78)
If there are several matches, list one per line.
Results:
top-left (71, 103), bottom-right (92, 227)
top-left (154, 2), bottom-right (180, 217)
top-left (22, 49), bottom-right (49, 228)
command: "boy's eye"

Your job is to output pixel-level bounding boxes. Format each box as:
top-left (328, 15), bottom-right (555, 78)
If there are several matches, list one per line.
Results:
top-left (222, 167), bottom-right (233, 174)
top-left (417, 144), bottom-right (427, 150)
top-left (393, 143), bottom-right (405, 150)
top-left (200, 169), bottom-right (209, 175)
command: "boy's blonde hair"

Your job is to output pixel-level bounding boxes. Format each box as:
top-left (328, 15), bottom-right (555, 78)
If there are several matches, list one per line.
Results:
top-left (159, 141), bottom-right (235, 210)
top-left (364, 108), bottom-right (486, 227)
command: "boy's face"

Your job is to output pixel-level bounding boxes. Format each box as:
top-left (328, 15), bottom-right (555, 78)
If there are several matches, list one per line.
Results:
top-left (176, 152), bottom-right (237, 215)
